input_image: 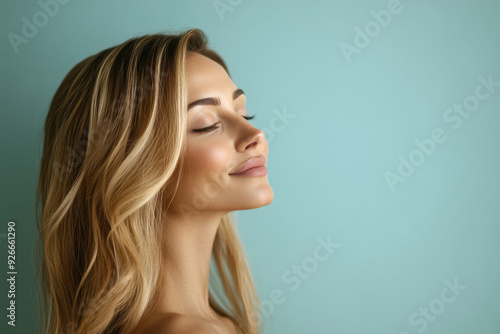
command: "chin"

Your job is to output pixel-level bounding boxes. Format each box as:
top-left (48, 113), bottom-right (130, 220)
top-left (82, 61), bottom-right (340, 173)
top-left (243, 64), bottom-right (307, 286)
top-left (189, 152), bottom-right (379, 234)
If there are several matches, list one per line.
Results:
top-left (241, 187), bottom-right (274, 210)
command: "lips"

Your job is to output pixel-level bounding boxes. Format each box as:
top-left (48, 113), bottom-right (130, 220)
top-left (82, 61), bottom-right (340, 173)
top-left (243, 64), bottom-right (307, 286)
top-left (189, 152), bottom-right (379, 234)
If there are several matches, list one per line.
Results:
top-left (229, 155), bottom-right (266, 175)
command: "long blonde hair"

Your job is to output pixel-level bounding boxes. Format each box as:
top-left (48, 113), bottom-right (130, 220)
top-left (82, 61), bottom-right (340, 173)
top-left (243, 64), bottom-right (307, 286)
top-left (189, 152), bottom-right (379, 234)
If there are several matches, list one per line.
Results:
top-left (35, 28), bottom-right (261, 334)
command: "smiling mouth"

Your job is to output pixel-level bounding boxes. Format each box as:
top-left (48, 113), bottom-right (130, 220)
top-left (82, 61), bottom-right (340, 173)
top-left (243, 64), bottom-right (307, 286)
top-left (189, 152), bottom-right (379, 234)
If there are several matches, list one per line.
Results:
top-left (229, 155), bottom-right (266, 175)
top-left (229, 165), bottom-right (267, 177)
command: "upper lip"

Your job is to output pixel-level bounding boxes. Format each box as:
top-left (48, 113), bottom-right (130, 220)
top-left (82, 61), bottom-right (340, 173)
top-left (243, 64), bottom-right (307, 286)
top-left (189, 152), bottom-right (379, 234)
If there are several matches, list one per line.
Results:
top-left (229, 155), bottom-right (266, 174)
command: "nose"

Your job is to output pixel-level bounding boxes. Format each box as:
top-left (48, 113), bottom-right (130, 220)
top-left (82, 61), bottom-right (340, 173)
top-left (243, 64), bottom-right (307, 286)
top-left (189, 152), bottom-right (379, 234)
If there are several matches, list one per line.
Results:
top-left (235, 120), bottom-right (266, 152)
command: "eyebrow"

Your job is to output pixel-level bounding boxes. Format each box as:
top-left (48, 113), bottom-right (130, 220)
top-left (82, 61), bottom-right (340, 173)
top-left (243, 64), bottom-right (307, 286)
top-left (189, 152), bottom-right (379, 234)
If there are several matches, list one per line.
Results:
top-left (187, 88), bottom-right (245, 110)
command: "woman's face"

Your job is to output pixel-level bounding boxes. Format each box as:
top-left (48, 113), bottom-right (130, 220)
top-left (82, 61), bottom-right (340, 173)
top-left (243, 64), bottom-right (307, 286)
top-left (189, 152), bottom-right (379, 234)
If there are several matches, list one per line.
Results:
top-left (168, 52), bottom-right (274, 216)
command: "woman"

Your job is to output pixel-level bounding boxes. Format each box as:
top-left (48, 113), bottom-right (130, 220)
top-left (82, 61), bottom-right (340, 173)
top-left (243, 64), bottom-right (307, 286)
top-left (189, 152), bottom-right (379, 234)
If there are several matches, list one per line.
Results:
top-left (35, 28), bottom-right (274, 334)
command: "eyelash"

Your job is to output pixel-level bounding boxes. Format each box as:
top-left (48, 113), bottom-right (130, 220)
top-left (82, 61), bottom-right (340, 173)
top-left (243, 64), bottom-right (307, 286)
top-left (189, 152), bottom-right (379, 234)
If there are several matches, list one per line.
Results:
top-left (192, 115), bottom-right (255, 133)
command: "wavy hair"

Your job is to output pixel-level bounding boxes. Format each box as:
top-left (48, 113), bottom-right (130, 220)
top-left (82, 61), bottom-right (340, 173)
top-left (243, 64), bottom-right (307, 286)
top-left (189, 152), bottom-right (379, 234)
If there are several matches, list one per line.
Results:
top-left (35, 28), bottom-right (261, 334)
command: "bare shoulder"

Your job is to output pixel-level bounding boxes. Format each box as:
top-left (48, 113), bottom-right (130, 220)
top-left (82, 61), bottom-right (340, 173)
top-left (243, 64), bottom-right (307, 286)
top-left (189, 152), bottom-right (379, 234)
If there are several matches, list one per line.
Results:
top-left (136, 313), bottom-right (217, 334)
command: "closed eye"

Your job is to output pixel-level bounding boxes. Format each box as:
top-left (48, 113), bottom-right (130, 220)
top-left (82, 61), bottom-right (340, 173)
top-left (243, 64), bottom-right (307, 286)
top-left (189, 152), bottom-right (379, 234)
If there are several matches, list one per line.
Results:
top-left (192, 122), bottom-right (220, 133)
top-left (192, 115), bottom-right (255, 133)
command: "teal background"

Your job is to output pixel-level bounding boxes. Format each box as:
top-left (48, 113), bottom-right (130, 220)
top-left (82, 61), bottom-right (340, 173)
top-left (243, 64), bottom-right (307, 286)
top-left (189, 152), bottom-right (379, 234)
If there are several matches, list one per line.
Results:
top-left (1, 0), bottom-right (499, 333)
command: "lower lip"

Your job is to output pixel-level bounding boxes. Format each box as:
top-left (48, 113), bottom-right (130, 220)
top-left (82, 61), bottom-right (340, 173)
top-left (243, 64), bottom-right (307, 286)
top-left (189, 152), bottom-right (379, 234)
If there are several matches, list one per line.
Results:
top-left (230, 166), bottom-right (267, 177)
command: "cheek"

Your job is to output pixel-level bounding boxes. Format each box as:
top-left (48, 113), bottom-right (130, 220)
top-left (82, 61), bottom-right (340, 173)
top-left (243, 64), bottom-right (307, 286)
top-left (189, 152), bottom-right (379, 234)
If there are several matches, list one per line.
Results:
top-left (184, 140), bottom-right (231, 179)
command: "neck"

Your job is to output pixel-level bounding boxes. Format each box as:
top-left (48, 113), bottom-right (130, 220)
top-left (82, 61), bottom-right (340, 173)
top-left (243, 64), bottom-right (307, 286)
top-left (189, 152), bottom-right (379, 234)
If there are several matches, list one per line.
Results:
top-left (153, 210), bottom-right (227, 319)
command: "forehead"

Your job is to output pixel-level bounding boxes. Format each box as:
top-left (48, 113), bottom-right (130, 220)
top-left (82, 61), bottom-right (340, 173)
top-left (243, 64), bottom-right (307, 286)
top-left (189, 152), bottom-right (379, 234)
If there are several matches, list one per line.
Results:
top-left (185, 52), bottom-right (235, 99)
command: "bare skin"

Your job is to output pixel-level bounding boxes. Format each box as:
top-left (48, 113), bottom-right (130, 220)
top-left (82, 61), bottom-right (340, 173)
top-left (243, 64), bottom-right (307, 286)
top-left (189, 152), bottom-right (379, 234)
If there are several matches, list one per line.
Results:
top-left (133, 52), bottom-right (274, 333)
